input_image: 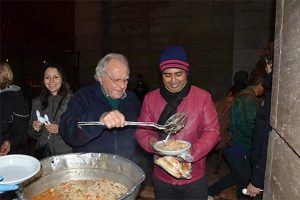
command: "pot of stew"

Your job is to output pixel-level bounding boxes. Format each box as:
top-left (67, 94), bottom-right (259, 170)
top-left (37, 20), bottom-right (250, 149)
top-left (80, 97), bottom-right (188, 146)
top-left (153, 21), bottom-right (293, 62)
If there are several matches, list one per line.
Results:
top-left (17, 153), bottom-right (145, 200)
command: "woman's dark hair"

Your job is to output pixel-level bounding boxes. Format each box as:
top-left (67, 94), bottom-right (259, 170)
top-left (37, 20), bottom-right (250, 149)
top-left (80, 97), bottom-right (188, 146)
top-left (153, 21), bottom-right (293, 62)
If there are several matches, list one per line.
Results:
top-left (227, 70), bottom-right (249, 96)
top-left (40, 63), bottom-right (71, 110)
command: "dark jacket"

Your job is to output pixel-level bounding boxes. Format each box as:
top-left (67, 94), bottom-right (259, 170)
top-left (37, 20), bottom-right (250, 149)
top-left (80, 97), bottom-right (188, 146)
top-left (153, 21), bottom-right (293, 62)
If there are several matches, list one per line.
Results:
top-left (250, 72), bottom-right (272, 188)
top-left (0, 85), bottom-right (29, 154)
top-left (28, 93), bottom-right (72, 155)
top-left (59, 82), bottom-right (141, 161)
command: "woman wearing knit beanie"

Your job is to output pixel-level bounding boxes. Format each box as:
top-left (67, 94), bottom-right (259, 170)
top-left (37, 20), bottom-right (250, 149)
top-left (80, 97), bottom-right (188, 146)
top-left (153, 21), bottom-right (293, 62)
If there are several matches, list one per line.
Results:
top-left (135, 45), bottom-right (220, 199)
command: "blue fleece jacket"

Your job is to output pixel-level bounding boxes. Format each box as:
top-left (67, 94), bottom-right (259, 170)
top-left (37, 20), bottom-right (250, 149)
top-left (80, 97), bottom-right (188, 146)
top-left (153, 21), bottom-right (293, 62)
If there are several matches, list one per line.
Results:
top-left (59, 82), bottom-right (141, 160)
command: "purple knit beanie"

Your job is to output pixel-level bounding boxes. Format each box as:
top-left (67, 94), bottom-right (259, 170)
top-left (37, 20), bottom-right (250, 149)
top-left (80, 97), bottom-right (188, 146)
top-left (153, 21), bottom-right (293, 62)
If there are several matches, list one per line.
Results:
top-left (159, 45), bottom-right (189, 72)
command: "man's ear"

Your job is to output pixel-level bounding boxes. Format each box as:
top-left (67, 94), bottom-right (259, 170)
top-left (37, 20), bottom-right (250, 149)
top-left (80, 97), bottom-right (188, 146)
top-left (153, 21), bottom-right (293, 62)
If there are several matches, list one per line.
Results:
top-left (97, 77), bottom-right (103, 84)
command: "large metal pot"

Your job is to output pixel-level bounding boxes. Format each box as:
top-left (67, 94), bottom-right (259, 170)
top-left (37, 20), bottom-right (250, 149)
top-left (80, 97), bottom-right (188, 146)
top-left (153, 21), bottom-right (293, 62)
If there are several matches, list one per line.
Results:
top-left (17, 153), bottom-right (145, 200)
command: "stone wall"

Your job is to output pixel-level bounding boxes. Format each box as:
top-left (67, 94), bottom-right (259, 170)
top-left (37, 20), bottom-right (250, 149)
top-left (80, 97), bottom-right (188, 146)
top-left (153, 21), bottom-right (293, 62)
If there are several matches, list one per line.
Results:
top-left (233, 1), bottom-right (275, 74)
top-left (75, 1), bottom-right (274, 100)
top-left (264, 0), bottom-right (300, 199)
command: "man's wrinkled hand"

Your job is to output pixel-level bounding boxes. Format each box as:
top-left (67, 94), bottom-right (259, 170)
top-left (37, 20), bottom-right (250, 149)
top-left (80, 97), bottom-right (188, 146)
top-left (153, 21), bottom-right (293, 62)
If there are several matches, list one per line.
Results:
top-left (100, 110), bottom-right (125, 129)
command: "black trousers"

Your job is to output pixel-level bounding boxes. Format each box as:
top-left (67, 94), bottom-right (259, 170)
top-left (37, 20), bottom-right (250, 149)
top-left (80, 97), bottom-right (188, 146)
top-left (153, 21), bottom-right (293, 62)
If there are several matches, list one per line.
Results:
top-left (152, 175), bottom-right (208, 200)
top-left (208, 149), bottom-right (251, 199)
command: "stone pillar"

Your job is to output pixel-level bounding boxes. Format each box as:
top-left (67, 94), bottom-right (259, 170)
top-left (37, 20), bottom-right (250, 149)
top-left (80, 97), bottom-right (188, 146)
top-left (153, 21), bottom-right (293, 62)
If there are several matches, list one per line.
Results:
top-left (264, 0), bottom-right (300, 199)
top-left (75, 1), bottom-right (103, 86)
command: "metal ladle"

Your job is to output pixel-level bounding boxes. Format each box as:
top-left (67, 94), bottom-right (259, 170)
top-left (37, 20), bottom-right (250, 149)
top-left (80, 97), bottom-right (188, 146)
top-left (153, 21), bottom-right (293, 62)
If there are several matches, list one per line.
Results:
top-left (163, 112), bottom-right (188, 133)
top-left (77, 112), bottom-right (188, 134)
top-left (162, 112), bottom-right (188, 142)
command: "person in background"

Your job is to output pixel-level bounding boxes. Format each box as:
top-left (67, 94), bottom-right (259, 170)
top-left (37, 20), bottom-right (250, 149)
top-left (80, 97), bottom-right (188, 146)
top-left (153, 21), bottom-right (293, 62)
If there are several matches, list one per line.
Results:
top-left (208, 72), bottom-right (265, 199)
top-left (28, 63), bottom-right (72, 159)
top-left (214, 70), bottom-right (249, 151)
top-left (134, 73), bottom-right (149, 103)
top-left (246, 43), bottom-right (274, 198)
top-left (135, 45), bottom-right (220, 199)
top-left (227, 70), bottom-right (249, 96)
top-left (59, 53), bottom-right (141, 163)
top-left (0, 61), bottom-right (29, 155)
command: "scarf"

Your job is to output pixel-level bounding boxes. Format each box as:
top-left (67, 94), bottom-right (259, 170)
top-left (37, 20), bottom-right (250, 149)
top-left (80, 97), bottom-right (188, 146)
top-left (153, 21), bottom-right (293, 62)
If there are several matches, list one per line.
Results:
top-left (158, 80), bottom-right (191, 139)
top-left (100, 83), bottom-right (122, 110)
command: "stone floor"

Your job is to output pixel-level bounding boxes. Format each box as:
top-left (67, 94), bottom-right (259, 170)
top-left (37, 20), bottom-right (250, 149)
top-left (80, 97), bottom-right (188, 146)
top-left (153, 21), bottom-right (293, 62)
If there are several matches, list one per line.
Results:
top-left (137, 150), bottom-right (237, 200)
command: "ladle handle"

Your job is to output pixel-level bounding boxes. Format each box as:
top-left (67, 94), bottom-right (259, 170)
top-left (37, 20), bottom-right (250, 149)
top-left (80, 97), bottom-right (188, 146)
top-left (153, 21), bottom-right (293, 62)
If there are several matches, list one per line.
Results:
top-left (163, 133), bottom-right (171, 142)
top-left (125, 121), bottom-right (165, 129)
top-left (77, 121), bottom-right (165, 130)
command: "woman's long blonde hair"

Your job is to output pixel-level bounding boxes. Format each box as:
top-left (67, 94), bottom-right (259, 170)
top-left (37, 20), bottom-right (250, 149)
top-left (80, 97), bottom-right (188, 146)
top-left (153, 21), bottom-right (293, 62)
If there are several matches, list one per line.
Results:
top-left (0, 61), bottom-right (14, 89)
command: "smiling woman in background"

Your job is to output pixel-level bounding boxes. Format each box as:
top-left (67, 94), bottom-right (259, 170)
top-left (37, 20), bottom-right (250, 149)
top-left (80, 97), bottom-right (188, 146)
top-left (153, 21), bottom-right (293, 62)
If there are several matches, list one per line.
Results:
top-left (28, 63), bottom-right (72, 159)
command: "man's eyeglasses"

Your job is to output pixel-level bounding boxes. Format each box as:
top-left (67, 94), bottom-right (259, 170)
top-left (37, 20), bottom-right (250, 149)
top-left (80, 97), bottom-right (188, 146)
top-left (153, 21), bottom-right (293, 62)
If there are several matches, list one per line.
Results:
top-left (104, 72), bottom-right (129, 86)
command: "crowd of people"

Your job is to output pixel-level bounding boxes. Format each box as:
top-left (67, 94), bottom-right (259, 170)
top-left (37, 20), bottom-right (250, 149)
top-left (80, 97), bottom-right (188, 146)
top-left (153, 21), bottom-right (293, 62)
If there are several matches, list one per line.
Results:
top-left (209, 43), bottom-right (274, 200)
top-left (209, 72), bottom-right (265, 199)
top-left (0, 43), bottom-right (273, 199)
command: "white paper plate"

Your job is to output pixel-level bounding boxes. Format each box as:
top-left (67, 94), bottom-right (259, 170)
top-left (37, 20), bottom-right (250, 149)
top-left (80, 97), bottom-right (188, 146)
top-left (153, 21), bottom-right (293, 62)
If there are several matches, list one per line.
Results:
top-left (153, 140), bottom-right (191, 156)
top-left (0, 154), bottom-right (41, 184)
